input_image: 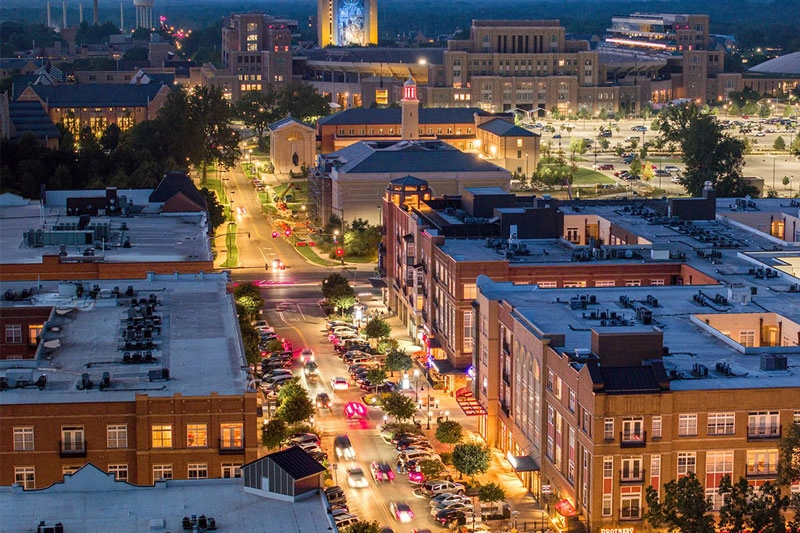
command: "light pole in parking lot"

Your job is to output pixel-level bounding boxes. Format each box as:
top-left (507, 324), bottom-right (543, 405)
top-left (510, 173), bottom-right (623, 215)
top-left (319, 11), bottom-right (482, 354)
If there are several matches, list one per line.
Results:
top-left (427, 409), bottom-right (433, 430)
top-left (413, 368), bottom-right (420, 402)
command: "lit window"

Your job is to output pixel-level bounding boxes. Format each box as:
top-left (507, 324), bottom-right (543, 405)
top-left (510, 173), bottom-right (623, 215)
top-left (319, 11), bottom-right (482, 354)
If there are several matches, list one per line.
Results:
top-left (220, 423), bottom-right (243, 449)
top-left (187, 424), bottom-right (208, 447)
top-left (746, 449), bottom-right (778, 475)
top-left (151, 425), bottom-right (173, 448)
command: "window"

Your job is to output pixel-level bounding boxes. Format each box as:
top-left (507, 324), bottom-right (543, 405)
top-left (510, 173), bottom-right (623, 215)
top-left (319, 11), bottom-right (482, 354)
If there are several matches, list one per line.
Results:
top-left (463, 311), bottom-right (474, 353)
top-left (188, 463), bottom-right (209, 479)
top-left (621, 457), bottom-right (643, 480)
top-left (28, 325), bottom-right (43, 344)
top-left (677, 452), bottom-right (696, 476)
top-left (151, 425), bottom-right (173, 448)
top-left (221, 463), bottom-right (242, 478)
top-left (602, 494), bottom-right (613, 516)
top-left (650, 454), bottom-right (661, 477)
top-left (707, 413), bottom-right (735, 435)
top-left (678, 414), bottom-right (698, 436)
top-left (746, 449), bottom-right (778, 476)
top-left (620, 492), bottom-right (641, 519)
top-left (604, 418), bottom-right (614, 440)
top-left (652, 416), bottom-right (662, 439)
top-left (739, 330), bottom-right (756, 347)
top-left (220, 423), bottom-right (243, 449)
top-left (595, 280), bottom-right (616, 287)
top-left (748, 411), bottom-right (780, 438)
top-left (108, 464), bottom-right (128, 481)
top-left (107, 425), bottom-right (128, 448)
top-left (14, 427), bottom-right (34, 451)
top-left (5, 324), bottom-right (22, 343)
top-left (62, 465), bottom-right (81, 476)
top-left (603, 456), bottom-right (614, 478)
top-left (568, 389), bottom-right (576, 412)
top-left (187, 424), bottom-right (208, 447)
top-left (61, 426), bottom-right (85, 453)
top-left (553, 376), bottom-right (562, 399)
top-left (153, 465), bottom-right (173, 481)
top-left (582, 408), bottom-right (592, 436)
top-left (15, 467), bottom-right (35, 489)
top-left (463, 284), bottom-right (477, 300)
top-left (622, 418), bottom-right (644, 442)
top-left (706, 451), bottom-right (733, 505)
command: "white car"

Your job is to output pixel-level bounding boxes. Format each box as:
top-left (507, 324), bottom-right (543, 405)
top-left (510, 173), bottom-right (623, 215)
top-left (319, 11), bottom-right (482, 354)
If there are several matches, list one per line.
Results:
top-left (347, 467), bottom-right (369, 488)
top-left (430, 493), bottom-right (472, 508)
top-left (300, 348), bottom-right (314, 363)
top-left (331, 376), bottom-right (349, 390)
top-left (432, 501), bottom-right (474, 515)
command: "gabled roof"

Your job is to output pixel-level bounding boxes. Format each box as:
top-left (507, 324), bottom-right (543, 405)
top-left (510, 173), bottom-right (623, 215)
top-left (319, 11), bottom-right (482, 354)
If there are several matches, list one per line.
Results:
top-left (8, 100), bottom-right (61, 140)
top-left (330, 140), bottom-right (507, 175)
top-left (149, 171), bottom-right (205, 206)
top-left (266, 446), bottom-right (326, 480)
top-left (160, 191), bottom-right (204, 213)
top-left (319, 107), bottom-right (492, 126)
top-left (24, 82), bottom-right (168, 108)
top-left (390, 175), bottom-right (428, 186)
top-left (269, 115), bottom-right (315, 132)
top-left (479, 118), bottom-right (537, 137)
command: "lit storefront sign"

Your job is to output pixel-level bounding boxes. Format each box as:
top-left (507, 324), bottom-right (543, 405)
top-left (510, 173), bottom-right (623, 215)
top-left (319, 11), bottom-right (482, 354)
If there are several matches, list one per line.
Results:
top-left (599, 529), bottom-right (634, 533)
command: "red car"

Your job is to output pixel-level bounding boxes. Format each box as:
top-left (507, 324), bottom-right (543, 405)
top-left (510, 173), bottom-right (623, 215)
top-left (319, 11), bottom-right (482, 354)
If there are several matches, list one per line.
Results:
top-left (370, 461), bottom-right (396, 482)
top-left (344, 401), bottom-right (367, 419)
top-left (408, 469), bottom-right (425, 484)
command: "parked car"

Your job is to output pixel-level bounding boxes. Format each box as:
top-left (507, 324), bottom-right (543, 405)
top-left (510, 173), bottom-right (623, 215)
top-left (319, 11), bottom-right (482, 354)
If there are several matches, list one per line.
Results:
top-left (432, 501), bottom-right (474, 515)
top-left (592, 163), bottom-right (615, 171)
top-left (333, 514), bottom-right (360, 528)
top-left (399, 449), bottom-right (440, 464)
top-left (325, 485), bottom-right (347, 505)
top-left (285, 432), bottom-right (320, 447)
top-left (421, 480), bottom-right (465, 497)
top-left (370, 461), bottom-right (396, 482)
top-left (430, 493), bottom-right (472, 508)
top-left (664, 165), bottom-right (680, 173)
top-left (432, 509), bottom-right (468, 526)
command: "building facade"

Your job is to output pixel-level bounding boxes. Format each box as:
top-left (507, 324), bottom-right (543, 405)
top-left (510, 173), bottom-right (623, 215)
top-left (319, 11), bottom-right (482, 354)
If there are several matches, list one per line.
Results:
top-left (220, 12), bottom-right (296, 101)
top-left (317, 0), bottom-right (378, 47)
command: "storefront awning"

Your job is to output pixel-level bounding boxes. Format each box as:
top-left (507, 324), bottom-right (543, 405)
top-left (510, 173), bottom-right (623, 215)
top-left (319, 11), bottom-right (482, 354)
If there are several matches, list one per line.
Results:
top-left (429, 358), bottom-right (468, 375)
top-left (427, 337), bottom-right (442, 349)
top-left (506, 452), bottom-right (540, 472)
top-left (367, 277), bottom-right (387, 288)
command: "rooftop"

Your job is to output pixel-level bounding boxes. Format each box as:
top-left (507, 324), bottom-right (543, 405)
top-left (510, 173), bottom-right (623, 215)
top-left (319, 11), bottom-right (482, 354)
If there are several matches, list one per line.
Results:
top-left (19, 82), bottom-right (169, 107)
top-left (0, 202), bottom-right (211, 265)
top-left (0, 464), bottom-right (331, 533)
top-left (303, 46), bottom-right (445, 66)
top-left (0, 274), bottom-right (249, 404)
top-left (318, 107), bottom-right (491, 126)
top-left (478, 118), bottom-right (538, 137)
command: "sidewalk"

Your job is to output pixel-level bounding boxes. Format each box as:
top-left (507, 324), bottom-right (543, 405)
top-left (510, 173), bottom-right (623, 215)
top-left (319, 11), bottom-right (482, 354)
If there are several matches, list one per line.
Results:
top-left (379, 311), bottom-right (546, 532)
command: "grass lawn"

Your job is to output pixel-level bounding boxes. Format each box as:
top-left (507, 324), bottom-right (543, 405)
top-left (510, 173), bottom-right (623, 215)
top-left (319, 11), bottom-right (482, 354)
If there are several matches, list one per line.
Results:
top-left (204, 178), bottom-right (227, 202)
top-left (295, 245), bottom-right (337, 267)
top-left (221, 223), bottom-right (238, 268)
top-left (574, 168), bottom-right (615, 184)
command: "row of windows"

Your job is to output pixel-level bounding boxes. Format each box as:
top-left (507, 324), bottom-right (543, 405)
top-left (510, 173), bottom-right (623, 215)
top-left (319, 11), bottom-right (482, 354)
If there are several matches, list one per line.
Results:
top-left (13, 463), bottom-right (242, 489)
top-left (599, 411), bottom-right (794, 441)
top-left (12, 423), bottom-right (243, 451)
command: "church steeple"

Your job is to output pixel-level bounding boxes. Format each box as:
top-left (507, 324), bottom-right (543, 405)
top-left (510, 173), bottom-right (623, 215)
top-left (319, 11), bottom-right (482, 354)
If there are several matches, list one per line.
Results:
top-left (400, 76), bottom-right (420, 140)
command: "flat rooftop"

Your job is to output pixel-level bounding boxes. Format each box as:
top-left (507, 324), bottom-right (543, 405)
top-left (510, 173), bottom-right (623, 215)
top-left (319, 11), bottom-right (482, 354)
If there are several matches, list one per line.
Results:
top-left (0, 273), bottom-right (249, 404)
top-left (477, 278), bottom-right (800, 391)
top-left (0, 464), bottom-right (332, 533)
top-left (0, 203), bottom-right (211, 264)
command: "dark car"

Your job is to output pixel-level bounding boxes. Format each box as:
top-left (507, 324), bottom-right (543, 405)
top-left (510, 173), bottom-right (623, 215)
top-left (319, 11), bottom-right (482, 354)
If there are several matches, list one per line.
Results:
top-left (325, 485), bottom-right (347, 505)
top-left (433, 509), bottom-right (467, 526)
top-left (316, 392), bottom-right (332, 409)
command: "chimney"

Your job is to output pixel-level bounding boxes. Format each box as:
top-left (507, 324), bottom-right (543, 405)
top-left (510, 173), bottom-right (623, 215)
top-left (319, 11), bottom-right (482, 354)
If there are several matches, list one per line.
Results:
top-left (47, 1), bottom-right (52, 28)
top-left (79, 3), bottom-right (84, 23)
top-left (62, 1), bottom-right (67, 28)
top-left (93, 0), bottom-right (98, 24)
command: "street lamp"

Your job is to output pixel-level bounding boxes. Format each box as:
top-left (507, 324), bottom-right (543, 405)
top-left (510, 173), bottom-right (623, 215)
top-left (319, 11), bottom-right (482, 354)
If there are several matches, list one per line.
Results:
top-left (427, 410), bottom-right (433, 430)
top-left (413, 368), bottom-right (420, 402)
top-left (444, 410), bottom-right (450, 422)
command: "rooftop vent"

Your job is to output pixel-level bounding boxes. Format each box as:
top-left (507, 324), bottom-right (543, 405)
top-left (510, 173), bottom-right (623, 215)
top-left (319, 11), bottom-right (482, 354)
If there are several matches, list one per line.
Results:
top-left (760, 354), bottom-right (788, 371)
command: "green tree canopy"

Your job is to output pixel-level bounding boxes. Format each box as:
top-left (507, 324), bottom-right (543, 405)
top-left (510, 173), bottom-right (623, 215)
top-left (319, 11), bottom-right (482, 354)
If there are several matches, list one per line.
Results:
top-left (478, 481), bottom-right (507, 503)
top-left (235, 89), bottom-right (280, 139)
top-left (645, 472), bottom-right (715, 533)
top-left (435, 420), bottom-right (463, 451)
top-left (451, 442), bottom-right (491, 482)
top-left (321, 273), bottom-right (353, 301)
top-left (342, 521), bottom-right (382, 533)
top-left (364, 317), bottom-right (391, 342)
top-left (417, 459), bottom-right (447, 481)
top-left (381, 392), bottom-right (417, 422)
top-left (385, 348), bottom-right (413, 376)
top-left (261, 419), bottom-right (288, 450)
top-left (198, 187), bottom-right (225, 234)
top-left (275, 82), bottom-right (332, 123)
top-left (276, 392), bottom-right (315, 425)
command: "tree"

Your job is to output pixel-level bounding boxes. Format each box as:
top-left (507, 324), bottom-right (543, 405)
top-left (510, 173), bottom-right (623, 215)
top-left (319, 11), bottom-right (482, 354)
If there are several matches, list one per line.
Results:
top-left (418, 459), bottom-right (447, 481)
top-left (276, 377), bottom-right (306, 406)
top-left (261, 419), bottom-right (288, 450)
top-left (275, 82), bottom-right (332, 123)
top-left (342, 521), bottom-right (382, 533)
top-left (344, 218), bottom-right (381, 259)
top-left (656, 103), bottom-right (746, 196)
top-left (452, 443), bottom-right (490, 482)
top-left (791, 137), bottom-right (800, 157)
top-left (478, 482), bottom-right (507, 506)
top-left (719, 476), bottom-right (789, 533)
top-left (198, 187), bottom-right (225, 234)
top-left (276, 392), bottom-right (315, 425)
top-left (237, 317), bottom-right (260, 365)
top-left (234, 282), bottom-right (265, 321)
top-left (435, 420), bottom-right (463, 452)
top-left (568, 136), bottom-right (588, 157)
top-left (774, 136), bottom-right (787, 151)
top-left (385, 348), bottom-right (413, 377)
top-left (381, 392), bottom-right (417, 422)
top-left (235, 89), bottom-right (279, 139)
top-left (644, 472), bottom-right (715, 533)
top-left (778, 421), bottom-right (800, 488)
top-left (364, 317), bottom-right (391, 344)
top-left (366, 366), bottom-right (388, 393)
top-left (321, 273), bottom-right (353, 301)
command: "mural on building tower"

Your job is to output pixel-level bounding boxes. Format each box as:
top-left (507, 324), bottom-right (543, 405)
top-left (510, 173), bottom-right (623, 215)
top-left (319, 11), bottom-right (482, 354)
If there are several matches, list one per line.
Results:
top-left (337, 0), bottom-right (365, 45)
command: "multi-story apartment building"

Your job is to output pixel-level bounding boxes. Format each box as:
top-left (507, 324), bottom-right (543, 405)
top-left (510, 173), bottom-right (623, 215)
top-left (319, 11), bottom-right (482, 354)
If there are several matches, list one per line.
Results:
top-left (381, 181), bottom-right (723, 393)
top-left (432, 20), bottom-right (613, 115)
top-left (0, 274), bottom-right (258, 488)
top-left (220, 12), bottom-right (296, 101)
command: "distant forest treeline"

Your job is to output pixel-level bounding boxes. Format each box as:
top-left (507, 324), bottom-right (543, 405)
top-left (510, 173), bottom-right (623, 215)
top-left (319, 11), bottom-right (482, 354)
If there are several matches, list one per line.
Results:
top-left (1, 0), bottom-right (799, 53)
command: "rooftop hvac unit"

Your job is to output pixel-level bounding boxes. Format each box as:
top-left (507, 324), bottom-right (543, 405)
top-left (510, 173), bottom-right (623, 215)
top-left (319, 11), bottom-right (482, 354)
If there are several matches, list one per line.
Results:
top-left (760, 355), bottom-right (788, 371)
top-left (148, 368), bottom-right (170, 382)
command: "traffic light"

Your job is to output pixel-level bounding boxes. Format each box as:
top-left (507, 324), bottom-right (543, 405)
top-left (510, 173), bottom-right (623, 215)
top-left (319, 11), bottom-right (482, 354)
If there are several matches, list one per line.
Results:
top-left (272, 231), bottom-right (278, 238)
top-left (285, 229), bottom-right (291, 237)
top-left (336, 248), bottom-right (344, 257)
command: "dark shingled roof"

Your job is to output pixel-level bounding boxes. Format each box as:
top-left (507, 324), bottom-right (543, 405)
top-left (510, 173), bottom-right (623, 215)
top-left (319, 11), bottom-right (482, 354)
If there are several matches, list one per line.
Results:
top-left (24, 83), bottom-right (168, 107)
top-left (319, 107), bottom-right (491, 126)
top-left (8, 100), bottom-right (61, 140)
top-left (303, 47), bottom-right (445, 66)
top-left (390, 175), bottom-right (428, 186)
top-left (479, 118), bottom-right (537, 137)
top-left (332, 140), bottom-right (507, 174)
top-left (269, 116), bottom-right (314, 131)
top-left (149, 171), bottom-right (205, 206)
top-left (596, 366), bottom-right (662, 394)
top-left (267, 446), bottom-right (326, 480)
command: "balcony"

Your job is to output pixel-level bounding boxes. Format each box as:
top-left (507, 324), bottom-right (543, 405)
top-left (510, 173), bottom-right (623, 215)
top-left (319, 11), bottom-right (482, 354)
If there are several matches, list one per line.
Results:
top-left (746, 465), bottom-right (778, 478)
top-left (500, 403), bottom-right (510, 417)
top-left (502, 339), bottom-right (511, 355)
top-left (747, 424), bottom-right (781, 440)
top-left (619, 468), bottom-right (645, 483)
top-left (219, 438), bottom-right (244, 455)
top-left (620, 431), bottom-right (647, 448)
top-left (60, 440), bottom-right (87, 458)
top-left (502, 370), bottom-right (511, 385)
